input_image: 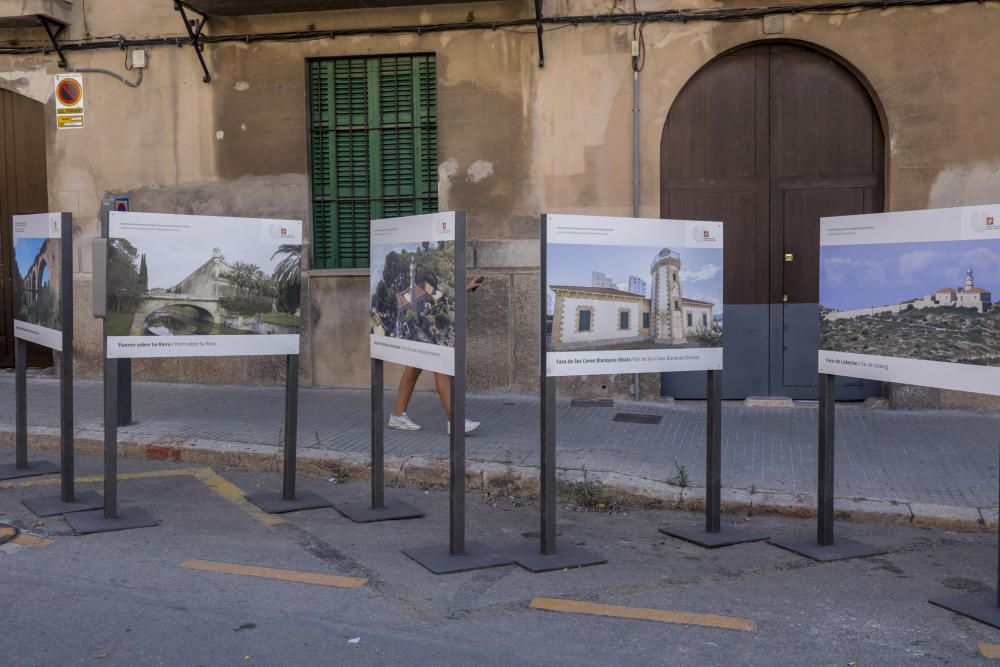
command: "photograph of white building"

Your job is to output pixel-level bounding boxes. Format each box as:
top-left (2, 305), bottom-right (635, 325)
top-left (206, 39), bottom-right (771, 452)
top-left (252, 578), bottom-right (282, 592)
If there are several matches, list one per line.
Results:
top-left (548, 246), bottom-right (721, 351)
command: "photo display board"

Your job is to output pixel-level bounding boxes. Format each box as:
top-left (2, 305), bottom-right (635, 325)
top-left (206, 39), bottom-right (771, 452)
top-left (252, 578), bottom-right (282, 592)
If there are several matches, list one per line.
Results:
top-left (106, 212), bottom-right (302, 359)
top-left (545, 214), bottom-right (724, 377)
top-left (369, 212), bottom-right (462, 376)
top-left (820, 205), bottom-right (1000, 395)
top-left (13, 213), bottom-right (67, 350)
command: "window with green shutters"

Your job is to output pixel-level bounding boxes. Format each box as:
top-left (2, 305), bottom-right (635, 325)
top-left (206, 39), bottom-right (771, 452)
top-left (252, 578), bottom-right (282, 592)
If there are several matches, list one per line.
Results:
top-left (308, 54), bottom-right (438, 269)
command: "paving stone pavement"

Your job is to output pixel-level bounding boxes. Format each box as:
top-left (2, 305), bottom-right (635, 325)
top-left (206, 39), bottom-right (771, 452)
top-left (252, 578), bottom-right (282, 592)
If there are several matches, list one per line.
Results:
top-left (1, 371), bottom-right (998, 508)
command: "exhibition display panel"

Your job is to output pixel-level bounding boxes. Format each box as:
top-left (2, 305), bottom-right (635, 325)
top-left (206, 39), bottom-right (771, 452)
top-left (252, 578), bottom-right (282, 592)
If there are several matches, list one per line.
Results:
top-left (71, 212), bottom-right (312, 534)
top-left (376, 213), bottom-right (511, 574)
top-left (7, 213), bottom-right (104, 515)
top-left (774, 205), bottom-right (1000, 572)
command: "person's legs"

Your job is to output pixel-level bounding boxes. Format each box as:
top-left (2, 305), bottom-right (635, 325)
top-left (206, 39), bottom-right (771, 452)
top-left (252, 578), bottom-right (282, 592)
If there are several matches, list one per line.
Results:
top-left (434, 372), bottom-right (452, 420)
top-left (392, 366), bottom-right (422, 417)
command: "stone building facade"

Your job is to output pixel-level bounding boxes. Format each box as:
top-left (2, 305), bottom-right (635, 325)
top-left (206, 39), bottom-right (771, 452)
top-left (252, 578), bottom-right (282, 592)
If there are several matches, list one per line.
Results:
top-left (0, 0), bottom-right (997, 407)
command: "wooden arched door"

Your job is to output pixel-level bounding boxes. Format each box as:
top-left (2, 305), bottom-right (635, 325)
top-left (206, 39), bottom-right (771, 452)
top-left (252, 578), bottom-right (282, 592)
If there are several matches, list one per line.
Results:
top-left (0, 89), bottom-right (50, 368)
top-left (661, 42), bottom-right (884, 399)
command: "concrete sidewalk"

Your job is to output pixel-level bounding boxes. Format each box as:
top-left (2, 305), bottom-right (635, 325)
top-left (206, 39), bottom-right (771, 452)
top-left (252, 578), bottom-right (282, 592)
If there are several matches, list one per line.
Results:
top-left (1, 372), bottom-right (998, 524)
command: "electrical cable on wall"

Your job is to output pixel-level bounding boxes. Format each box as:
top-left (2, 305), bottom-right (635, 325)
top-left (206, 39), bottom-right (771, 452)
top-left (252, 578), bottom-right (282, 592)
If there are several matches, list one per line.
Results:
top-left (0, 0), bottom-right (991, 58)
top-left (66, 49), bottom-right (143, 88)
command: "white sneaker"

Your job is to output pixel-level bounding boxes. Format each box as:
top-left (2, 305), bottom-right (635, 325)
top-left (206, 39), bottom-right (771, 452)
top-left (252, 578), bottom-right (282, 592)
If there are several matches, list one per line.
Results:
top-left (388, 413), bottom-right (422, 431)
top-left (447, 419), bottom-right (481, 435)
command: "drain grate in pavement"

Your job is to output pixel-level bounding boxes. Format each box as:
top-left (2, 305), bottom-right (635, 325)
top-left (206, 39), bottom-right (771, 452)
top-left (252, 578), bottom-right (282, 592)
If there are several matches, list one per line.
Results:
top-left (612, 412), bottom-right (662, 425)
top-left (571, 398), bottom-right (614, 408)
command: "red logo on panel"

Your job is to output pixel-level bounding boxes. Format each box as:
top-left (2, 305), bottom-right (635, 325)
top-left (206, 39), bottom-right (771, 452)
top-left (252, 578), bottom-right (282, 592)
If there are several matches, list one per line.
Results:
top-left (988, 216), bottom-right (995, 226)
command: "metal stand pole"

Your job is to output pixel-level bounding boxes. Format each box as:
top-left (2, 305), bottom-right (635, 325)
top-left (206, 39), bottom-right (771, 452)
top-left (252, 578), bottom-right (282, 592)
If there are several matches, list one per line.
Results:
top-left (508, 213), bottom-right (605, 572)
top-left (706, 369), bottom-right (722, 533)
top-left (372, 358), bottom-right (384, 510)
top-left (769, 373), bottom-right (883, 561)
top-left (333, 358), bottom-right (423, 522)
top-left (818, 371), bottom-right (835, 546)
top-left (449, 374), bottom-right (465, 556)
top-left (245, 354), bottom-right (331, 514)
top-left (15, 338), bottom-right (26, 469)
top-left (104, 355), bottom-right (118, 520)
top-left (929, 436), bottom-right (1000, 628)
top-left (282, 354), bottom-right (298, 501)
top-left (23, 213), bottom-right (102, 514)
top-left (402, 211), bottom-right (511, 574)
top-left (541, 377), bottom-right (557, 556)
top-left (117, 359), bottom-right (132, 426)
top-left (659, 369), bottom-right (767, 548)
top-left (0, 314), bottom-right (59, 481)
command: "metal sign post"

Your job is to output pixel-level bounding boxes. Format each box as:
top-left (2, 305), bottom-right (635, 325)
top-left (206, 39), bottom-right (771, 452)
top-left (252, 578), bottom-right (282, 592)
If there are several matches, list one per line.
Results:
top-left (508, 214), bottom-right (606, 573)
top-left (768, 373), bottom-right (884, 561)
top-left (0, 338), bottom-right (59, 480)
top-left (402, 212), bottom-right (513, 574)
top-left (246, 354), bottom-right (333, 514)
top-left (333, 357), bottom-right (423, 522)
top-left (658, 370), bottom-right (769, 547)
top-left (22, 213), bottom-right (104, 516)
top-left (929, 442), bottom-right (1000, 628)
top-left (63, 235), bottom-right (157, 535)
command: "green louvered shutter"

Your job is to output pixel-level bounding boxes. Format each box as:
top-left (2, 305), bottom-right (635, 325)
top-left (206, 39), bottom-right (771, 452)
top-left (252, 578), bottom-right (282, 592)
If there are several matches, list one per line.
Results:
top-left (309, 54), bottom-right (438, 269)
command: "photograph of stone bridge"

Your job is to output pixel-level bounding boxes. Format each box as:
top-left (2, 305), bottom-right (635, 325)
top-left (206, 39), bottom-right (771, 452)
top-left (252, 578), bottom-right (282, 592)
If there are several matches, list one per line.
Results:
top-left (107, 238), bottom-right (301, 338)
top-left (13, 236), bottom-right (62, 332)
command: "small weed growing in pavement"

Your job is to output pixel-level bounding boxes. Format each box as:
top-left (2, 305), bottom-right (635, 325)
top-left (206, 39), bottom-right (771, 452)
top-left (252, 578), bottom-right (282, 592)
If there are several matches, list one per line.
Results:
top-left (749, 484), bottom-right (757, 495)
top-left (484, 450), bottom-right (534, 507)
top-left (567, 467), bottom-right (625, 513)
top-left (672, 463), bottom-right (690, 488)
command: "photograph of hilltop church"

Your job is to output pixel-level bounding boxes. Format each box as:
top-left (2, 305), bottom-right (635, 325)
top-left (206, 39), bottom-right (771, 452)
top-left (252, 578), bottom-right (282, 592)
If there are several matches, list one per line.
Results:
top-left (106, 233), bottom-right (301, 338)
top-left (13, 236), bottom-right (62, 332)
top-left (546, 244), bottom-right (723, 352)
top-left (821, 239), bottom-right (1000, 366)
top-left (370, 241), bottom-right (456, 348)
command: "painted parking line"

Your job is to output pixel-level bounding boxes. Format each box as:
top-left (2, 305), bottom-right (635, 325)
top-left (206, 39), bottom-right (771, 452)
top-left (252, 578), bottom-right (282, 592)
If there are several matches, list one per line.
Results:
top-left (530, 598), bottom-right (757, 632)
top-left (980, 643), bottom-right (1000, 659)
top-left (0, 467), bottom-right (284, 527)
top-left (0, 523), bottom-right (16, 545)
top-left (179, 559), bottom-right (367, 589)
top-left (12, 534), bottom-right (53, 548)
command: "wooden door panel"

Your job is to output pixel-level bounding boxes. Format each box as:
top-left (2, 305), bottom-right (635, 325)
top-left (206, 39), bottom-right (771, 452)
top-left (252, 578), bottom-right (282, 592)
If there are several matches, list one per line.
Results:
top-left (781, 187), bottom-right (865, 304)
top-left (666, 191), bottom-right (766, 306)
top-left (769, 46), bottom-right (878, 180)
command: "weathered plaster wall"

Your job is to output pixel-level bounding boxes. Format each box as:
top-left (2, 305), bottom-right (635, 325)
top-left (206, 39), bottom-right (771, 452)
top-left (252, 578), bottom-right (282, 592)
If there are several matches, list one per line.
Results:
top-left (0, 0), bottom-right (996, 407)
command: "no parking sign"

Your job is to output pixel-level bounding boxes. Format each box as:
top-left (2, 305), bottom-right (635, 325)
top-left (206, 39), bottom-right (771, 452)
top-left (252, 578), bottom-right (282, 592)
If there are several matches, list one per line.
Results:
top-left (54, 73), bottom-right (84, 129)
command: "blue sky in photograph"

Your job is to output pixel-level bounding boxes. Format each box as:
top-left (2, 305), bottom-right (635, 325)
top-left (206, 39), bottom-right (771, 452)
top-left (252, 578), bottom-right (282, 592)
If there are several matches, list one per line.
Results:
top-left (14, 238), bottom-right (45, 278)
top-left (547, 243), bottom-right (724, 309)
top-left (821, 239), bottom-right (1000, 310)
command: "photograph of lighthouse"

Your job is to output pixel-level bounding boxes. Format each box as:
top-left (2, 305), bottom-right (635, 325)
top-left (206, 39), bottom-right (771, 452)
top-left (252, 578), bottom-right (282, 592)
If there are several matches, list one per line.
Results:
top-left (544, 214), bottom-right (724, 377)
top-left (105, 211), bottom-right (302, 359)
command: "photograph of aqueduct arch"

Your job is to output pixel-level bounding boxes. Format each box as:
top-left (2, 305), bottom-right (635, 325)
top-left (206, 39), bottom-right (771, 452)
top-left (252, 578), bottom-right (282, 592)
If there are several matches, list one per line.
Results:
top-left (106, 236), bottom-right (301, 338)
top-left (13, 236), bottom-right (62, 332)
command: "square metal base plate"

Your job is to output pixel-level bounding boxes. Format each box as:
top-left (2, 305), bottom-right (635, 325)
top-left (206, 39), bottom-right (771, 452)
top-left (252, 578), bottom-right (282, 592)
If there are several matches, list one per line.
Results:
top-left (64, 507), bottom-right (159, 535)
top-left (403, 541), bottom-right (514, 574)
top-left (244, 490), bottom-right (333, 514)
top-left (508, 543), bottom-right (607, 573)
top-left (0, 460), bottom-right (59, 480)
top-left (22, 490), bottom-right (104, 517)
top-left (659, 523), bottom-right (770, 548)
top-left (334, 499), bottom-right (424, 523)
top-left (929, 591), bottom-right (1000, 630)
top-left (768, 535), bottom-right (886, 562)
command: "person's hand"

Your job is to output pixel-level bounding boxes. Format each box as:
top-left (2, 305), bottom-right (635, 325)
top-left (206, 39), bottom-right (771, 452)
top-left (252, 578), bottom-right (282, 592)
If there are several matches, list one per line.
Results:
top-left (467, 276), bottom-right (485, 292)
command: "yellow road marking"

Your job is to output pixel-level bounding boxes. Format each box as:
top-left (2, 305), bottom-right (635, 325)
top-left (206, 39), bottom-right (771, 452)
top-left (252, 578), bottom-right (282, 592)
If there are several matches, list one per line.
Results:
top-left (179, 559), bottom-right (366, 588)
top-left (195, 471), bottom-right (285, 527)
top-left (0, 467), bottom-right (284, 527)
top-left (980, 643), bottom-right (1000, 659)
top-left (12, 534), bottom-right (53, 548)
top-left (530, 598), bottom-right (757, 632)
top-left (0, 524), bottom-right (16, 543)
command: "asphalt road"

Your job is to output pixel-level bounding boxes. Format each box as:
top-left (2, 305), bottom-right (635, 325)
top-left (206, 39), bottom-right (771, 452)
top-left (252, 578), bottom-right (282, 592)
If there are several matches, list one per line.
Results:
top-left (2, 454), bottom-right (999, 665)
